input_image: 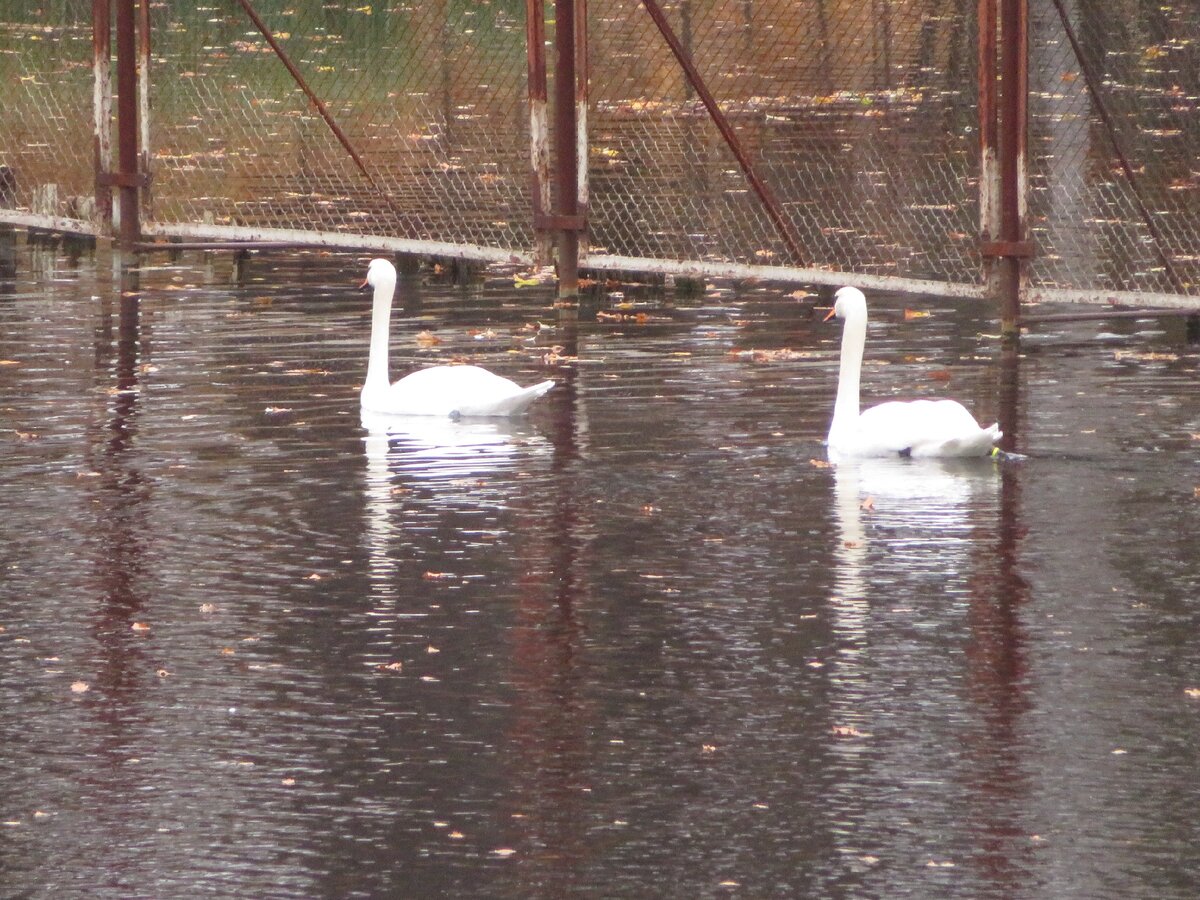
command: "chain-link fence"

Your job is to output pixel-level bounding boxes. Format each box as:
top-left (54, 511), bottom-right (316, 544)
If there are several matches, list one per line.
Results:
top-left (1026, 0), bottom-right (1200, 299)
top-left (148, 3), bottom-right (534, 256)
top-left (588, 0), bottom-right (982, 287)
top-left (0, 5), bottom-right (95, 229)
top-left (1, 1), bottom-right (1197, 303)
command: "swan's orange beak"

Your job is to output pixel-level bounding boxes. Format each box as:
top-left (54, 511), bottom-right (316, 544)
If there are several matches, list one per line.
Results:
top-left (822, 308), bottom-right (837, 322)
top-left (358, 277), bottom-right (369, 290)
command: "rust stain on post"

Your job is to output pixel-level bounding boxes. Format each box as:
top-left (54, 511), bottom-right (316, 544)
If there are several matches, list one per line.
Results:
top-left (553, 0), bottom-right (580, 298)
top-left (526, 0), bottom-right (552, 265)
top-left (640, 0), bottom-right (807, 267)
top-left (996, 0), bottom-right (1028, 334)
top-left (92, 0), bottom-right (113, 228)
top-left (138, 0), bottom-right (152, 220)
top-left (115, 0), bottom-right (140, 248)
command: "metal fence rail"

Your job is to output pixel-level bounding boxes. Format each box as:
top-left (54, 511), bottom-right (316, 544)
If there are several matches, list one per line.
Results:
top-left (1, 1), bottom-right (1197, 310)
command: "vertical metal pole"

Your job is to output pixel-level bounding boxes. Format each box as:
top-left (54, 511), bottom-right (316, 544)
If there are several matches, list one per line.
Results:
top-left (978, 0), bottom-right (998, 275)
top-left (115, 0), bottom-right (140, 250)
top-left (138, 0), bottom-right (152, 222)
top-left (553, 0), bottom-right (580, 299)
top-left (526, 0), bottom-right (553, 266)
top-left (997, 0), bottom-right (1027, 335)
top-left (93, 0), bottom-right (113, 231)
top-left (574, 0), bottom-right (589, 264)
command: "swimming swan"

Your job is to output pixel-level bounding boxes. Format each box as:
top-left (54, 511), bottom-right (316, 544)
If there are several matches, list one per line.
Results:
top-left (359, 258), bottom-right (555, 417)
top-left (824, 286), bottom-right (1000, 459)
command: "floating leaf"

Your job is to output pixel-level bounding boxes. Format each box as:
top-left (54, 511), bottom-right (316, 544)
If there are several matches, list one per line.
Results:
top-left (904, 308), bottom-right (931, 320)
top-left (415, 330), bottom-right (442, 347)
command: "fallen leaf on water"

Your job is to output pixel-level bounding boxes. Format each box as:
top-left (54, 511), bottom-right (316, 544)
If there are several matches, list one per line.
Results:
top-left (199, 603), bottom-right (217, 614)
top-left (131, 622), bottom-right (151, 633)
top-left (809, 458), bottom-right (833, 469)
top-left (929, 370), bottom-right (952, 382)
top-left (448, 831), bottom-right (465, 840)
top-left (378, 661), bottom-right (404, 672)
top-left (156, 668), bottom-right (170, 678)
top-left (422, 571), bottom-right (456, 581)
top-left (491, 848), bottom-right (517, 858)
top-left (415, 330), bottom-right (442, 347)
top-left (904, 308), bottom-right (931, 320)
top-left (843, 540), bottom-right (859, 549)
top-left (70, 681), bottom-right (89, 693)
top-left (0, 360), bottom-right (19, 366)
top-left (832, 724), bottom-right (871, 737)
top-left (1184, 687), bottom-right (1200, 699)
top-left (281, 777), bottom-right (296, 786)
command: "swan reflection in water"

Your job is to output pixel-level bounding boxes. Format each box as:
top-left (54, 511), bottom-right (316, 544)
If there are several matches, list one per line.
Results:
top-left (360, 410), bottom-right (552, 602)
top-left (827, 455), bottom-right (1001, 731)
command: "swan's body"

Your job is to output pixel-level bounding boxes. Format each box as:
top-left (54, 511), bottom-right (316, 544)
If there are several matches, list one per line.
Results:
top-left (825, 286), bottom-right (1000, 460)
top-left (359, 258), bottom-right (555, 417)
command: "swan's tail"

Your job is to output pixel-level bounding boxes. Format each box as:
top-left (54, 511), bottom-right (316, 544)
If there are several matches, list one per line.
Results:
top-left (487, 379), bottom-right (556, 417)
top-left (941, 422), bottom-right (1002, 457)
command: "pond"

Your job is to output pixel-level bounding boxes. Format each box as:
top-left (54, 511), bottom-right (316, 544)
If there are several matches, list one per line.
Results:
top-left (2, 234), bottom-right (1200, 898)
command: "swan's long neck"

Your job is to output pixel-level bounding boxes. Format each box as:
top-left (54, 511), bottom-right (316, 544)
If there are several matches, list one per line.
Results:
top-left (830, 305), bottom-right (866, 437)
top-left (364, 274), bottom-right (396, 396)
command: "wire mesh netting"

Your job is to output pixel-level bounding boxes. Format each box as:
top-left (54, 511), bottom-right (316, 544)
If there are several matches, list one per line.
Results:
top-left (147, 2), bottom-right (534, 253)
top-left (0, 1), bottom-right (1198, 300)
top-left (0, 6), bottom-right (97, 226)
top-left (1027, 0), bottom-right (1200, 296)
top-left (586, 0), bottom-right (982, 284)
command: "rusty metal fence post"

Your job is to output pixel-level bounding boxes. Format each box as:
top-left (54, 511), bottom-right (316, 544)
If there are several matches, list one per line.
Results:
top-left (526, 0), bottom-right (553, 267)
top-left (113, 0), bottom-right (141, 250)
top-left (92, 0), bottom-right (113, 231)
top-left (980, 0), bottom-right (1030, 336)
top-left (551, 0), bottom-right (585, 299)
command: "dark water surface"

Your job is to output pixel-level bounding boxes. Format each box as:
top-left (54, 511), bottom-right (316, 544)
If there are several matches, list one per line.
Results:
top-left (3, 238), bottom-right (1200, 898)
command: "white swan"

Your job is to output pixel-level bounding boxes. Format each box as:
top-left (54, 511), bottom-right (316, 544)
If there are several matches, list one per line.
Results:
top-left (359, 258), bottom-right (555, 417)
top-left (824, 286), bottom-right (1001, 460)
